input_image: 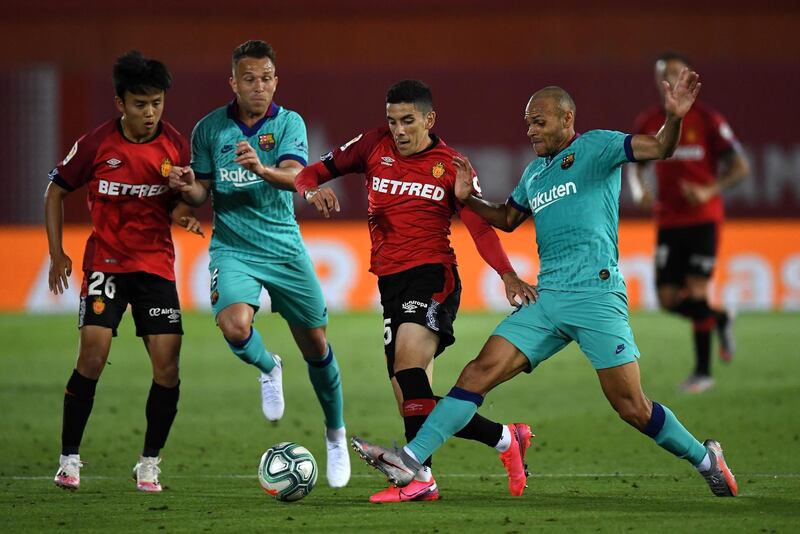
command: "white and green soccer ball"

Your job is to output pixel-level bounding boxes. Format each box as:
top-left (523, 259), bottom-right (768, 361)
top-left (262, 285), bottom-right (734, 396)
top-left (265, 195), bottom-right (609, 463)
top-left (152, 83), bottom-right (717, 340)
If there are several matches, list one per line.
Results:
top-left (258, 442), bottom-right (318, 502)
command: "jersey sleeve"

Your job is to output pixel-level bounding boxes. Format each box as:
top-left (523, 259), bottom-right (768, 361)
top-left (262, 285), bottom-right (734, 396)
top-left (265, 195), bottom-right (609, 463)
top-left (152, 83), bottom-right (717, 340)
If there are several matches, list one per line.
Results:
top-left (591, 129), bottom-right (636, 168)
top-left (190, 118), bottom-right (214, 180)
top-left (49, 133), bottom-right (99, 192)
top-left (319, 128), bottom-right (384, 178)
top-left (276, 111), bottom-right (309, 167)
top-left (707, 110), bottom-right (741, 157)
top-left (507, 162), bottom-right (535, 215)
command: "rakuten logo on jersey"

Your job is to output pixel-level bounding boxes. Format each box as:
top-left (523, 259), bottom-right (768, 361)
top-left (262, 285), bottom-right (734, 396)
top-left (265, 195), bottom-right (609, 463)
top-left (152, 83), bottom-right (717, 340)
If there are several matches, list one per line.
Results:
top-left (531, 181), bottom-right (577, 214)
top-left (97, 180), bottom-right (168, 197)
top-left (219, 168), bottom-right (260, 188)
top-left (371, 177), bottom-right (445, 200)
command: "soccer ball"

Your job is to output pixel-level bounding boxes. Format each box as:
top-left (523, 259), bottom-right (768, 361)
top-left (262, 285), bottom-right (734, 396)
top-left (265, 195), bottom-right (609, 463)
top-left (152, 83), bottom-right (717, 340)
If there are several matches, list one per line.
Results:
top-left (258, 442), bottom-right (318, 502)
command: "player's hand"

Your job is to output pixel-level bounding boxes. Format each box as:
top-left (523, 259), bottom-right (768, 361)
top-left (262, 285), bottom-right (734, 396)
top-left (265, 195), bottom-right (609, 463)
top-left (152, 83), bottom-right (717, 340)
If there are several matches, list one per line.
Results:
top-left (178, 216), bottom-right (205, 237)
top-left (501, 272), bottom-right (538, 307)
top-left (452, 156), bottom-right (476, 202)
top-left (168, 165), bottom-right (196, 192)
top-left (304, 187), bottom-right (340, 218)
top-left (234, 140), bottom-right (266, 175)
top-left (637, 189), bottom-right (654, 210)
top-left (48, 251), bottom-right (72, 295)
top-left (663, 67), bottom-right (701, 119)
top-left (680, 181), bottom-right (717, 205)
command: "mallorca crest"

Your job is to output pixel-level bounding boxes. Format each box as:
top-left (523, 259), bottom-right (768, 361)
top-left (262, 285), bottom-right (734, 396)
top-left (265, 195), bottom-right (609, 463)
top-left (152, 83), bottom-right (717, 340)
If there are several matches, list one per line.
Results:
top-left (259, 133), bottom-right (276, 152)
top-left (561, 153), bottom-right (575, 170)
top-left (92, 296), bottom-right (105, 315)
top-left (432, 162), bottom-right (445, 179)
top-left (160, 157), bottom-right (173, 177)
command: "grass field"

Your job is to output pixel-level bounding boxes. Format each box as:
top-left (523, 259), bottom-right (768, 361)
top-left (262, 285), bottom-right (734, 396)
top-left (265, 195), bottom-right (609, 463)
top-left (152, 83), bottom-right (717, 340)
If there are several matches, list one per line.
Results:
top-left (1, 310), bottom-right (799, 532)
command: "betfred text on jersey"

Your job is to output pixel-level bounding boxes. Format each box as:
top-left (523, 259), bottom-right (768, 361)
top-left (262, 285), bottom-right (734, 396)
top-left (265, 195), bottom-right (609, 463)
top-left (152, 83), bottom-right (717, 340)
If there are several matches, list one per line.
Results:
top-left (531, 182), bottom-right (577, 214)
top-left (219, 167), bottom-right (260, 188)
top-left (97, 179), bottom-right (169, 197)
top-left (371, 176), bottom-right (445, 200)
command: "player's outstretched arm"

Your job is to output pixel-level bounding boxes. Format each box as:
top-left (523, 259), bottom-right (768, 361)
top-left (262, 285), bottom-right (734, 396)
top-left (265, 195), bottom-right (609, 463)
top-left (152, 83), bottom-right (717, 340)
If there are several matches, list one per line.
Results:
top-left (44, 181), bottom-right (72, 295)
top-left (295, 161), bottom-right (340, 219)
top-left (632, 67), bottom-right (701, 162)
top-left (453, 156), bottom-right (528, 232)
top-left (171, 201), bottom-right (205, 237)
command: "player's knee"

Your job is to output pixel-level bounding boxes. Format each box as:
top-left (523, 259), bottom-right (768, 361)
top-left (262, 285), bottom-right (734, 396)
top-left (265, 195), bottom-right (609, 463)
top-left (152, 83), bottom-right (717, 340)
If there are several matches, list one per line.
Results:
top-left (614, 400), bottom-right (650, 430)
top-left (154, 361), bottom-right (180, 387)
top-left (457, 358), bottom-right (494, 392)
top-left (218, 319), bottom-right (250, 343)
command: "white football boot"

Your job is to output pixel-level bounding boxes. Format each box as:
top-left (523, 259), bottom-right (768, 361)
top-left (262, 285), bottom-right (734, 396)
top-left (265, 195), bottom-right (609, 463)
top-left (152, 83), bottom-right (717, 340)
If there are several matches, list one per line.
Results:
top-left (260, 355), bottom-right (285, 422)
top-left (54, 454), bottom-right (82, 490)
top-left (325, 427), bottom-right (351, 487)
top-left (133, 456), bottom-right (162, 493)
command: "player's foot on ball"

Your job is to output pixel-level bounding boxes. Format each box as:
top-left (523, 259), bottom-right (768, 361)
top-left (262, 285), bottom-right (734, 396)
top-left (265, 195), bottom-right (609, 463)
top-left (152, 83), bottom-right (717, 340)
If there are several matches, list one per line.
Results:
top-left (699, 439), bottom-right (738, 497)
top-left (133, 456), bottom-right (162, 493)
top-left (325, 427), bottom-right (351, 488)
top-left (369, 478), bottom-right (440, 503)
top-left (499, 423), bottom-right (533, 496)
top-left (679, 374), bottom-right (714, 394)
top-left (351, 436), bottom-right (420, 487)
top-left (716, 310), bottom-right (736, 363)
top-left (260, 355), bottom-right (284, 422)
top-left (54, 454), bottom-right (82, 490)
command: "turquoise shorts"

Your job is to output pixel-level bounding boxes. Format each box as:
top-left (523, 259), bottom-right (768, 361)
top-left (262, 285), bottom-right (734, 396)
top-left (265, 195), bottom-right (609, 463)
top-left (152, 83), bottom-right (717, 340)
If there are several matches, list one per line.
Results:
top-left (492, 289), bottom-right (639, 371)
top-left (209, 253), bottom-right (328, 328)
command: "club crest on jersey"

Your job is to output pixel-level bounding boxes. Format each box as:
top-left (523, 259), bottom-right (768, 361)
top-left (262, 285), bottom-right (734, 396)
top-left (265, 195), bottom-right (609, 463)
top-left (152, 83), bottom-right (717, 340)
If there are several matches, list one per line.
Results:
top-left (160, 157), bottom-right (173, 178)
top-left (259, 133), bottom-right (276, 152)
top-left (684, 129), bottom-right (698, 143)
top-left (561, 153), bottom-right (575, 169)
top-left (432, 162), bottom-right (446, 179)
top-left (92, 296), bottom-right (105, 315)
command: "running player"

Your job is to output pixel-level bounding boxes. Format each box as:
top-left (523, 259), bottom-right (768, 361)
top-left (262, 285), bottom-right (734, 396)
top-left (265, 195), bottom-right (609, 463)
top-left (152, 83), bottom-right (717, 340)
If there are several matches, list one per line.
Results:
top-left (167, 40), bottom-right (350, 488)
top-left (353, 71), bottom-right (738, 498)
top-left (628, 52), bottom-right (749, 393)
top-left (295, 80), bottom-right (537, 502)
top-left (47, 51), bottom-right (202, 492)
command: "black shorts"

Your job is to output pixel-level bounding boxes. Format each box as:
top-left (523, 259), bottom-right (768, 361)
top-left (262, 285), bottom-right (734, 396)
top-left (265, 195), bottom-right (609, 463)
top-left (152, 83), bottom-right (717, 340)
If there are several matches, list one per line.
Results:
top-left (78, 271), bottom-right (183, 337)
top-left (655, 223), bottom-right (719, 287)
top-left (377, 263), bottom-right (461, 378)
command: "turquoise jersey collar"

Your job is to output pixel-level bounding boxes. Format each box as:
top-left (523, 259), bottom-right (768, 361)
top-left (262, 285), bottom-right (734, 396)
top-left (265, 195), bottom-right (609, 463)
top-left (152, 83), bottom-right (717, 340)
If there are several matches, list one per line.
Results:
top-left (226, 99), bottom-right (281, 137)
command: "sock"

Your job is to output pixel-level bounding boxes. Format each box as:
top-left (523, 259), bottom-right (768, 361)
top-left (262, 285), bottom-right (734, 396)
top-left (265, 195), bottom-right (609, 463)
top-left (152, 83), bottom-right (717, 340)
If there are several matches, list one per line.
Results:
top-left (414, 465), bottom-right (433, 482)
top-left (696, 453), bottom-right (712, 472)
top-left (441, 395), bottom-right (504, 448)
top-left (692, 318), bottom-right (714, 376)
top-left (143, 380), bottom-right (180, 457)
top-left (305, 344), bottom-right (345, 431)
top-left (641, 401), bottom-right (706, 466)
top-left (61, 369), bottom-right (98, 455)
top-left (326, 426), bottom-right (346, 442)
top-left (406, 387), bottom-right (483, 464)
top-left (495, 424), bottom-right (512, 452)
top-left (395, 368), bottom-right (437, 467)
top-left (226, 327), bottom-right (276, 374)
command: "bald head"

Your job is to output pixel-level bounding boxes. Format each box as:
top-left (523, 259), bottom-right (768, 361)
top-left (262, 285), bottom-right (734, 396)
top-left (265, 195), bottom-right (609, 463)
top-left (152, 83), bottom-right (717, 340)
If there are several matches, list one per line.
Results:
top-left (528, 86), bottom-right (576, 118)
top-left (524, 86), bottom-right (577, 157)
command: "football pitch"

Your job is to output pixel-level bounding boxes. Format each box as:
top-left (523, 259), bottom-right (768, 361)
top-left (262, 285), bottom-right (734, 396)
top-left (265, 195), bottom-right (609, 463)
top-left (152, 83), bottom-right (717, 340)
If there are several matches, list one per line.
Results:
top-left (2, 311), bottom-right (798, 532)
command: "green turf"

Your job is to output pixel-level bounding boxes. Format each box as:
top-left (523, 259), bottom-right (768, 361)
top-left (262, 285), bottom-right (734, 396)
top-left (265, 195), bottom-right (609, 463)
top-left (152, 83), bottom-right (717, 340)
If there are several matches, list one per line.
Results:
top-left (1, 311), bottom-right (799, 532)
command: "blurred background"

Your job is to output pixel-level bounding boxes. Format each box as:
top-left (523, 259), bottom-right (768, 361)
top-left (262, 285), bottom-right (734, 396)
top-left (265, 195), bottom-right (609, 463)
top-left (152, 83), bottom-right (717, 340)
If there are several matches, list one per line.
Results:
top-left (2, 0), bottom-right (799, 312)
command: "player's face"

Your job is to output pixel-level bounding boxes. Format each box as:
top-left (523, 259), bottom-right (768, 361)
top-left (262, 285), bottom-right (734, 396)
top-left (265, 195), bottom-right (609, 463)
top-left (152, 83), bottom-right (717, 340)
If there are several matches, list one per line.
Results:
top-left (230, 57), bottom-right (278, 116)
top-left (655, 59), bottom-right (688, 101)
top-left (386, 102), bottom-right (436, 156)
top-left (524, 96), bottom-right (572, 157)
top-left (114, 91), bottom-right (165, 141)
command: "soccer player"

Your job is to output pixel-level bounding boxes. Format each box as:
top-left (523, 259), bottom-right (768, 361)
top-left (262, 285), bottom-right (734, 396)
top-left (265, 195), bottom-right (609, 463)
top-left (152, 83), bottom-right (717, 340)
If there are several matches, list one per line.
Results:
top-left (628, 52), bottom-right (750, 393)
top-left (46, 51), bottom-right (202, 492)
top-left (167, 40), bottom-right (350, 488)
top-left (352, 70), bottom-right (739, 498)
top-left (295, 80), bottom-right (538, 502)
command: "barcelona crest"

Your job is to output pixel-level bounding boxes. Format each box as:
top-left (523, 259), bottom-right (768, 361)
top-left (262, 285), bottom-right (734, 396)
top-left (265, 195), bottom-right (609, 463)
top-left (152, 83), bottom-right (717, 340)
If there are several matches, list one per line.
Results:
top-left (92, 296), bottom-right (105, 315)
top-left (259, 133), bottom-right (276, 152)
top-left (432, 162), bottom-right (445, 179)
top-left (160, 157), bottom-right (173, 177)
top-left (561, 153), bottom-right (575, 170)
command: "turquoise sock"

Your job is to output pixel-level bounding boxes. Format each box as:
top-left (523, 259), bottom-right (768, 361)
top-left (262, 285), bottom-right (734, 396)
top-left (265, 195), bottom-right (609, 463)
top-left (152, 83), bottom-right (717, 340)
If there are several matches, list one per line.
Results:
top-left (407, 387), bottom-right (482, 464)
top-left (642, 401), bottom-right (706, 465)
top-left (306, 345), bottom-right (344, 430)
top-left (226, 327), bottom-right (276, 374)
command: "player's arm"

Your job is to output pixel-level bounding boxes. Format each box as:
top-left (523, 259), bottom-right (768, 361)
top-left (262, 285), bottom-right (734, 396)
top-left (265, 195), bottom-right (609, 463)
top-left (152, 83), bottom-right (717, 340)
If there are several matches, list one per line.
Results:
top-left (168, 165), bottom-right (210, 207)
top-left (171, 200), bottom-right (205, 237)
top-left (295, 161), bottom-right (340, 218)
top-left (234, 140), bottom-right (302, 190)
top-left (626, 162), bottom-right (653, 209)
top-left (44, 181), bottom-right (72, 295)
top-left (682, 148), bottom-right (750, 205)
top-left (453, 156), bottom-right (529, 232)
top-left (631, 68), bottom-right (701, 162)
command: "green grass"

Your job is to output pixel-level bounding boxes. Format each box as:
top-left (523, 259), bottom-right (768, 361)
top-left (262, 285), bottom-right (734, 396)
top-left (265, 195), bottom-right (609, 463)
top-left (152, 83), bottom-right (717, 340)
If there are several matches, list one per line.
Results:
top-left (1, 311), bottom-right (799, 532)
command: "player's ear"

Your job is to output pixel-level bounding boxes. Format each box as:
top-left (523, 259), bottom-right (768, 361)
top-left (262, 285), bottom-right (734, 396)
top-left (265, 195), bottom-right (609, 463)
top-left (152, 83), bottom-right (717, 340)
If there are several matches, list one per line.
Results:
top-left (562, 109), bottom-right (574, 129)
top-left (114, 95), bottom-right (125, 114)
top-left (425, 110), bottom-right (436, 130)
top-left (229, 76), bottom-right (236, 94)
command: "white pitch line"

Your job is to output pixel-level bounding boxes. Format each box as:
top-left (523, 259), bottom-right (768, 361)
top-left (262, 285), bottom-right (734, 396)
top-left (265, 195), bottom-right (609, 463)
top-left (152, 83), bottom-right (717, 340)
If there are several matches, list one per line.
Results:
top-left (4, 473), bottom-right (799, 481)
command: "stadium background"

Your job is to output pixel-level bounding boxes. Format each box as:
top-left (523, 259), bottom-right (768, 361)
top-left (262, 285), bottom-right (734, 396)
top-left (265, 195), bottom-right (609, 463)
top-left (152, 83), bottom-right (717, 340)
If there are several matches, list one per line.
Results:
top-left (1, 0), bottom-right (798, 312)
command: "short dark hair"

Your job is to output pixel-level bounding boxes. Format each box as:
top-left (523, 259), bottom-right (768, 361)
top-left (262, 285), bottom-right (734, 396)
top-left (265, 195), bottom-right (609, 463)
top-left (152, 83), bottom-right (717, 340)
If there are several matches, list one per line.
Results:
top-left (112, 51), bottom-right (172, 98)
top-left (386, 80), bottom-right (433, 113)
top-left (232, 40), bottom-right (277, 70)
top-left (656, 51), bottom-right (692, 68)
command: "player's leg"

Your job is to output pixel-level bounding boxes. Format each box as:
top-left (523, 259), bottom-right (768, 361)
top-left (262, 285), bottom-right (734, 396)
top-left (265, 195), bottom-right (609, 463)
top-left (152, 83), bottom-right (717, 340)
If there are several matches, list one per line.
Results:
top-left (130, 273), bottom-right (184, 493)
top-left (266, 253), bottom-right (350, 487)
top-left (55, 271), bottom-right (126, 490)
top-left (210, 258), bottom-right (282, 420)
top-left (596, 361), bottom-right (737, 496)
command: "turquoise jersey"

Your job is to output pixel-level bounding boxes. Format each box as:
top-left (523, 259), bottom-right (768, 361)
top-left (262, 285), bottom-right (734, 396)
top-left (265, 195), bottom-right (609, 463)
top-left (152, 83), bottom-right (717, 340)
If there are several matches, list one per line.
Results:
top-left (191, 101), bottom-right (309, 262)
top-left (509, 130), bottom-right (636, 292)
